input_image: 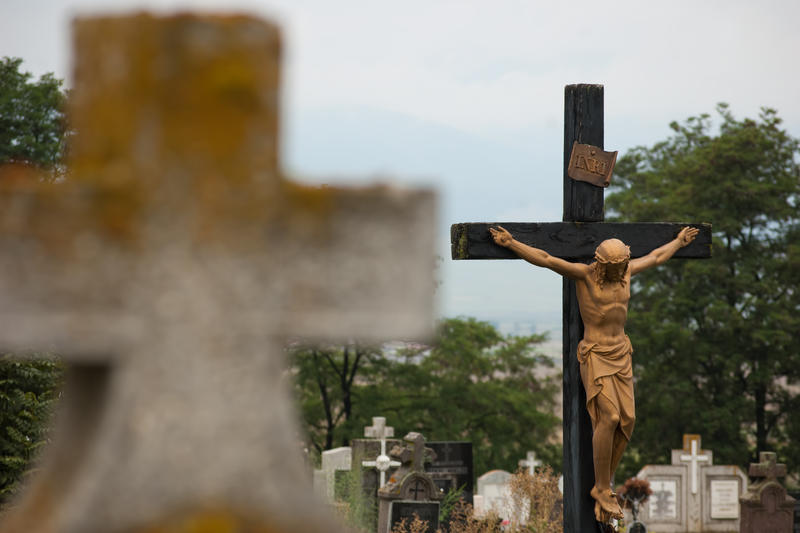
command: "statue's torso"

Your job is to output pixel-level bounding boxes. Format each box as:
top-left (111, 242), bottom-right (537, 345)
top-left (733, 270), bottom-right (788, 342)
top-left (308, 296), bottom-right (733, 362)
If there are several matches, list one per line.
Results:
top-left (576, 267), bottom-right (631, 346)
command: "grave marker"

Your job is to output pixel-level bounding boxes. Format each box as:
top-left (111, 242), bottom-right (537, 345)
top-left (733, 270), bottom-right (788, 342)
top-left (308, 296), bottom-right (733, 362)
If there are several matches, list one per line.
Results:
top-left (378, 432), bottom-right (442, 533)
top-left (476, 470), bottom-right (512, 519)
top-left (362, 417), bottom-right (401, 488)
top-left (679, 434), bottom-right (711, 495)
top-left (313, 446), bottom-right (352, 502)
top-left (0, 12), bottom-right (434, 533)
top-left (426, 441), bottom-right (474, 503)
top-left (740, 452), bottom-right (795, 533)
top-left (519, 451), bottom-right (542, 476)
top-left (638, 434), bottom-right (747, 532)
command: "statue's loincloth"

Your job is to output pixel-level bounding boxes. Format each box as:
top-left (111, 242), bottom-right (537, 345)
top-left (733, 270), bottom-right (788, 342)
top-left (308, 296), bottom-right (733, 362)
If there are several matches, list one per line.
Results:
top-left (577, 336), bottom-right (634, 441)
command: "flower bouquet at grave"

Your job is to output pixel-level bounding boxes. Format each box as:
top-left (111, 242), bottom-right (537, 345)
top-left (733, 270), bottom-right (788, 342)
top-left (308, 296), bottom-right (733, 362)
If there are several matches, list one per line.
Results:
top-left (616, 478), bottom-right (652, 522)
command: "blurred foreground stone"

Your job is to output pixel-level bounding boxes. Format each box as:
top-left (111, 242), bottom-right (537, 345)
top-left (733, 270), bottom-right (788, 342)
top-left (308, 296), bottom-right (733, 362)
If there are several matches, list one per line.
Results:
top-left (0, 12), bottom-right (435, 533)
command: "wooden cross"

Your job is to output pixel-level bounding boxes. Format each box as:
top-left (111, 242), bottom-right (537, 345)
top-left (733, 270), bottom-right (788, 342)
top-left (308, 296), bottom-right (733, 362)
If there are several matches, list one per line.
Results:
top-left (451, 84), bottom-right (711, 532)
top-left (0, 13), bottom-right (434, 533)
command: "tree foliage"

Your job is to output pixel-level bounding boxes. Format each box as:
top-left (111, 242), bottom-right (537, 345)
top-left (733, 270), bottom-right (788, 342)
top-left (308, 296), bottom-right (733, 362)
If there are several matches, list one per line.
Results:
top-left (290, 317), bottom-right (562, 475)
top-left (0, 57), bottom-right (67, 179)
top-left (606, 104), bottom-right (800, 480)
top-left (0, 356), bottom-right (63, 503)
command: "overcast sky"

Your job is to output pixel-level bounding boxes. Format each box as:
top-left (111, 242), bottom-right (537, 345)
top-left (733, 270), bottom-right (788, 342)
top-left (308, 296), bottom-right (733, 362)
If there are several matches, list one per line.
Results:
top-left (3, 0), bottom-right (800, 342)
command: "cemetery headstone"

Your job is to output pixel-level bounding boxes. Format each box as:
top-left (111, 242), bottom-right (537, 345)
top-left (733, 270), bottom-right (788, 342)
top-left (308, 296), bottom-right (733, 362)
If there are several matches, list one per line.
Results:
top-left (378, 432), bottom-right (442, 533)
top-left (362, 417), bottom-right (402, 488)
top-left (0, 12), bottom-right (435, 533)
top-left (426, 441), bottom-right (474, 503)
top-left (637, 434), bottom-right (747, 532)
top-left (350, 417), bottom-right (402, 518)
top-left (313, 446), bottom-right (352, 503)
top-left (476, 470), bottom-right (513, 519)
top-left (739, 452), bottom-right (795, 533)
top-left (788, 491), bottom-right (800, 533)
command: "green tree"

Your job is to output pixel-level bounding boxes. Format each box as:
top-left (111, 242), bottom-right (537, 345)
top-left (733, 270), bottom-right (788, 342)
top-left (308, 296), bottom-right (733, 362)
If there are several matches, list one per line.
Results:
top-left (0, 57), bottom-right (68, 504)
top-left (606, 105), bottom-right (800, 480)
top-left (290, 342), bottom-right (386, 455)
top-left (0, 356), bottom-right (63, 503)
top-left (290, 317), bottom-right (562, 475)
top-left (0, 57), bottom-right (67, 179)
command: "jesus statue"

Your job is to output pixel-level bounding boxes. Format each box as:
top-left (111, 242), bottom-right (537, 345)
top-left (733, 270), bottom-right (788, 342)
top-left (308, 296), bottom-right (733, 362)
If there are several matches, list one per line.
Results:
top-left (489, 225), bottom-right (699, 523)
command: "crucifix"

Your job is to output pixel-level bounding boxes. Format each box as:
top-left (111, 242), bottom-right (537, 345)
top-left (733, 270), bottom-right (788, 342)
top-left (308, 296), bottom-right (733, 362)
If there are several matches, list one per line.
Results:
top-left (0, 13), bottom-right (434, 533)
top-left (451, 84), bottom-right (711, 531)
top-left (362, 416), bottom-right (401, 488)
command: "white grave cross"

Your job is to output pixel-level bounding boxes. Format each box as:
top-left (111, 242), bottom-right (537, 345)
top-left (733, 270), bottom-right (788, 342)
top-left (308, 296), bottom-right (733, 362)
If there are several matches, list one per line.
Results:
top-left (362, 416), bottom-right (401, 488)
top-left (519, 451), bottom-right (542, 475)
top-left (680, 437), bottom-right (710, 495)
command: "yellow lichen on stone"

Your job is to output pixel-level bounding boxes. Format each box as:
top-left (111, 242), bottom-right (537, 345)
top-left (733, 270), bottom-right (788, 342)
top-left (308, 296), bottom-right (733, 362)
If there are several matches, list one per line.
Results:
top-left (0, 12), bottom-right (345, 255)
top-left (135, 508), bottom-right (286, 533)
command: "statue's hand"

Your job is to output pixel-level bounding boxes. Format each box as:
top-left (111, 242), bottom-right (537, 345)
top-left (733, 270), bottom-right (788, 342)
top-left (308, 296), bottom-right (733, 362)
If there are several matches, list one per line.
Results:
top-left (678, 226), bottom-right (699, 246)
top-left (489, 225), bottom-right (513, 247)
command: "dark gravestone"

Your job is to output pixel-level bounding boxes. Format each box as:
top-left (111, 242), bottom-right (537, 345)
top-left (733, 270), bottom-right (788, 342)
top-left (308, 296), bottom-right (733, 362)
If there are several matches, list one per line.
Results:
top-left (378, 432), bottom-right (443, 533)
top-left (740, 452), bottom-right (795, 533)
top-left (426, 441), bottom-right (474, 504)
top-left (389, 501), bottom-right (440, 533)
top-left (788, 491), bottom-right (800, 533)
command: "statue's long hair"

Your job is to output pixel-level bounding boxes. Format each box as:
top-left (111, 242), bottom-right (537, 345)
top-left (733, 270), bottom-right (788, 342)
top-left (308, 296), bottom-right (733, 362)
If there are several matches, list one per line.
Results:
top-left (592, 260), bottom-right (629, 289)
top-left (592, 238), bottom-right (631, 289)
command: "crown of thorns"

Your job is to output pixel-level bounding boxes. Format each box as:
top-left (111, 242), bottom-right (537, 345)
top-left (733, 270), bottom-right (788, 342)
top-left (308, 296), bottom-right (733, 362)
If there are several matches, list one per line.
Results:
top-left (594, 238), bottom-right (631, 264)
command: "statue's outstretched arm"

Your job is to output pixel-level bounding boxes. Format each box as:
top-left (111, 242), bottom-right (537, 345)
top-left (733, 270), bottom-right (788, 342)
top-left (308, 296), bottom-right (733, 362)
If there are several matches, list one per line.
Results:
top-left (630, 226), bottom-right (699, 275)
top-left (489, 226), bottom-right (589, 281)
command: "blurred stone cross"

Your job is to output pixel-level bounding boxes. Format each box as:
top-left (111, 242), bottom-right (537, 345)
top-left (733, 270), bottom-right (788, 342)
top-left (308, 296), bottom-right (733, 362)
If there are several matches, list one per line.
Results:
top-left (0, 12), bottom-right (434, 533)
top-left (362, 416), bottom-right (401, 488)
top-left (519, 451), bottom-right (542, 476)
top-left (451, 85), bottom-right (712, 532)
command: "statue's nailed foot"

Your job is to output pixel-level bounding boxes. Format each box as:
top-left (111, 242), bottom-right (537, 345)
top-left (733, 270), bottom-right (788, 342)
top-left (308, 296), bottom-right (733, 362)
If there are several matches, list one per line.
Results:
top-left (590, 487), bottom-right (623, 523)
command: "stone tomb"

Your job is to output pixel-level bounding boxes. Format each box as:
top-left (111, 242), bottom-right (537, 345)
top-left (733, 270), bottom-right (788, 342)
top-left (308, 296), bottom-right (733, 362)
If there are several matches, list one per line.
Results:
top-left (637, 434), bottom-right (747, 532)
top-left (739, 452), bottom-right (795, 533)
top-left (426, 441), bottom-right (474, 503)
top-left (0, 12), bottom-right (435, 533)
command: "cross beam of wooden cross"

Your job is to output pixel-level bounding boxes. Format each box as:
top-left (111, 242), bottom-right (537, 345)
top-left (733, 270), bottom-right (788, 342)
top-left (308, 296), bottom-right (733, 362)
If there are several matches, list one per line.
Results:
top-left (0, 13), bottom-right (435, 533)
top-left (451, 85), bottom-right (711, 532)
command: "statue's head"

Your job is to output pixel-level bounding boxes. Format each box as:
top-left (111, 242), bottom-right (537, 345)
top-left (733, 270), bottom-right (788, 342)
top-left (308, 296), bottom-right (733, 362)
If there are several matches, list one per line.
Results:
top-left (595, 238), bottom-right (630, 264)
top-left (594, 238), bottom-right (630, 283)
